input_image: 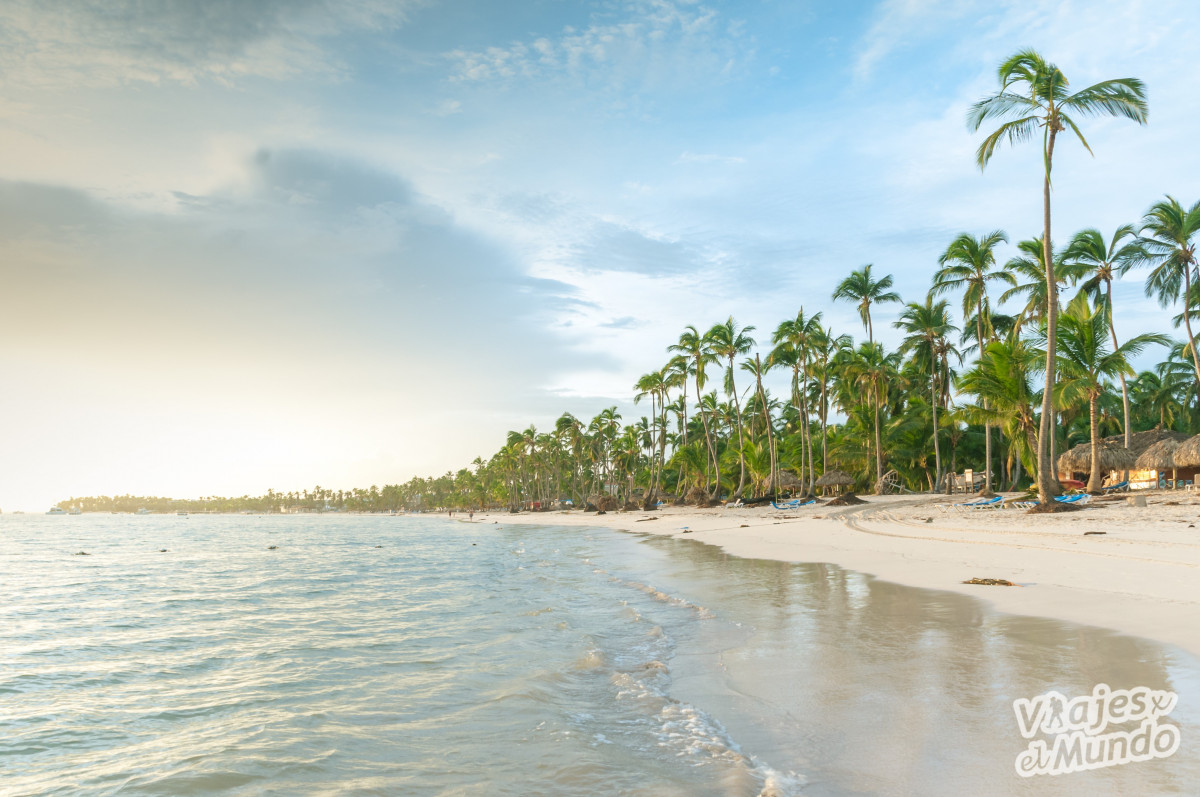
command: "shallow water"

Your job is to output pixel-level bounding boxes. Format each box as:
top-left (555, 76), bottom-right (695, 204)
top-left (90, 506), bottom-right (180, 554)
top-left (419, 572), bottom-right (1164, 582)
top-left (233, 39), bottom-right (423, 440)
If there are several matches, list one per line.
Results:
top-left (2, 514), bottom-right (1197, 795)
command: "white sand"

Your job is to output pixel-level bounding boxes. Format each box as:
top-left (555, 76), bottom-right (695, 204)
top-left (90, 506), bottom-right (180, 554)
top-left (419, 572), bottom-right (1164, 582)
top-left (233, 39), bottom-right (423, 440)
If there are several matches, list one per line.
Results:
top-left (465, 493), bottom-right (1200, 658)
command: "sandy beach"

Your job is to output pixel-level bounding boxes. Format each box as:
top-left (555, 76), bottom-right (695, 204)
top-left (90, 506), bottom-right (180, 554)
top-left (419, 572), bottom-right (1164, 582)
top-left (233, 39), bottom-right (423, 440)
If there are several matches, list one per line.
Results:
top-left (468, 493), bottom-right (1200, 659)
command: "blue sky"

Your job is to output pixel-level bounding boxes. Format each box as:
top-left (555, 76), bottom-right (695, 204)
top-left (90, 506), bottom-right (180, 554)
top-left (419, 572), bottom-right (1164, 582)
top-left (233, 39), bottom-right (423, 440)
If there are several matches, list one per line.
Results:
top-left (2, 0), bottom-right (1198, 510)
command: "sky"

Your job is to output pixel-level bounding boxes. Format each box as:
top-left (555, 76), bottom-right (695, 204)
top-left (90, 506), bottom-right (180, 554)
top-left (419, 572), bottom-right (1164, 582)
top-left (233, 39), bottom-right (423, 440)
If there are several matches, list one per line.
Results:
top-left (3, 0), bottom-right (1199, 511)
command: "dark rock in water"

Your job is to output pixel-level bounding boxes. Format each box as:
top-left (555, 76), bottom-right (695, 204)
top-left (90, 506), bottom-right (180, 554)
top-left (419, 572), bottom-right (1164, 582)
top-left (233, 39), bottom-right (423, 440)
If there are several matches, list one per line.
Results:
top-left (74, 551), bottom-right (89, 556)
top-left (267, 545), bottom-right (278, 550)
top-left (159, 549), bottom-right (168, 552)
top-left (374, 545), bottom-right (383, 548)
top-left (962, 577), bottom-right (1018, 586)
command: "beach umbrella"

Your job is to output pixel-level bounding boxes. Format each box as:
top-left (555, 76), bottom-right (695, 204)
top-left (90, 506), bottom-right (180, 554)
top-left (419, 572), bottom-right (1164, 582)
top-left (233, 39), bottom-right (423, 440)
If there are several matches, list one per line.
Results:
top-left (1171, 435), bottom-right (1200, 468)
top-left (815, 469), bottom-right (854, 494)
top-left (770, 469), bottom-right (803, 494)
top-left (1056, 441), bottom-right (1136, 475)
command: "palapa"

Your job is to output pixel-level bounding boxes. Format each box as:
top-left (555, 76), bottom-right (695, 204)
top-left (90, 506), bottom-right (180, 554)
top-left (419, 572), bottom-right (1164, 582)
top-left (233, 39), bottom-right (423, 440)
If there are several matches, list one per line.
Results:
top-left (771, 469), bottom-right (803, 490)
top-left (1171, 434), bottom-right (1200, 468)
top-left (1056, 440), bottom-right (1136, 474)
top-left (1135, 437), bottom-right (1182, 471)
top-left (815, 469), bottom-right (854, 487)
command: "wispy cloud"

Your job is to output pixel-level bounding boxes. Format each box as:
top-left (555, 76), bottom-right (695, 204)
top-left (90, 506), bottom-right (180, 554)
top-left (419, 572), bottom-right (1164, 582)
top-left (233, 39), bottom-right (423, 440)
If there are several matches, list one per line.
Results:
top-left (0, 0), bottom-right (420, 88)
top-left (445, 0), bottom-right (751, 92)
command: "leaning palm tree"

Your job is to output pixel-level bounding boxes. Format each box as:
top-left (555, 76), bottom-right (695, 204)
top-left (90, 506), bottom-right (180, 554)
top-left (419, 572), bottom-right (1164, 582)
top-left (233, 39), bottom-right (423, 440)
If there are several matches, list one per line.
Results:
top-left (1069, 225), bottom-right (1148, 448)
top-left (705, 317), bottom-right (756, 498)
top-left (1141, 196), bottom-right (1200, 384)
top-left (895, 297), bottom-right (958, 493)
top-left (934, 230), bottom-right (1013, 493)
top-left (832, 264), bottom-right (900, 344)
top-left (1052, 295), bottom-right (1168, 491)
top-left (969, 49), bottom-right (1148, 504)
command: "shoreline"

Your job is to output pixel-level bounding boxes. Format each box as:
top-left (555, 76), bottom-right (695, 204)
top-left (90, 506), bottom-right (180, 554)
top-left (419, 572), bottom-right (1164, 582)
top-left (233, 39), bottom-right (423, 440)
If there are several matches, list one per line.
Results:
top-left (464, 494), bottom-right (1200, 660)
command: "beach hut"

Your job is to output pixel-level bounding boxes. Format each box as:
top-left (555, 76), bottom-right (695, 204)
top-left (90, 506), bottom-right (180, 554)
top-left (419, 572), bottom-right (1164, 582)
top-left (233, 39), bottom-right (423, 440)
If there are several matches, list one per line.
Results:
top-left (1056, 440), bottom-right (1136, 489)
top-left (1166, 434), bottom-right (1200, 489)
top-left (1119, 430), bottom-right (1191, 489)
top-left (815, 469), bottom-right (854, 496)
top-left (771, 469), bottom-right (804, 496)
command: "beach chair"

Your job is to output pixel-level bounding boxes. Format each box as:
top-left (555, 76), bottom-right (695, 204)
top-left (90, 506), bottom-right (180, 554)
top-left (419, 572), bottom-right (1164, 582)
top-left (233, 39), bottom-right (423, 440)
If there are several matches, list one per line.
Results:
top-left (962, 495), bottom-right (1004, 510)
top-left (726, 499), bottom-right (744, 508)
top-left (938, 496), bottom-right (994, 512)
top-left (1055, 494), bottom-right (1089, 504)
top-left (770, 498), bottom-right (814, 510)
top-left (1100, 481), bottom-right (1128, 494)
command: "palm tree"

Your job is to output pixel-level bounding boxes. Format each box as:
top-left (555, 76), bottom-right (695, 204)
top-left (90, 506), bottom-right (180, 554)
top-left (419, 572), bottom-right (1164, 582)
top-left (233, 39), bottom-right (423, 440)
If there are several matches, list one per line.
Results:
top-left (832, 264), bottom-right (900, 344)
top-left (770, 309), bottom-right (822, 492)
top-left (705, 317), bottom-right (756, 498)
top-left (668, 326), bottom-right (720, 498)
top-left (741, 353), bottom-right (778, 495)
top-left (1053, 295), bottom-right (1168, 491)
top-left (1068, 225), bottom-right (1148, 449)
top-left (1141, 197), bottom-right (1200, 384)
top-left (934, 230), bottom-right (1012, 492)
top-left (969, 47), bottom-right (1148, 505)
top-left (839, 342), bottom-right (897, 491)
top-left (1001, 236), bottom-right (1088, 337)
top-left (895, 297), bottom-right (958, 493)
top-left (957, 340), bottom-right (1042, 489)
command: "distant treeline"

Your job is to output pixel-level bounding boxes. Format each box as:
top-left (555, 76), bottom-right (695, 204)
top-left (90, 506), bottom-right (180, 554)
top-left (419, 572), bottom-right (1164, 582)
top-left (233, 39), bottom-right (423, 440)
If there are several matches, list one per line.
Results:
top-left (56, 485), bottom-right (443, 514)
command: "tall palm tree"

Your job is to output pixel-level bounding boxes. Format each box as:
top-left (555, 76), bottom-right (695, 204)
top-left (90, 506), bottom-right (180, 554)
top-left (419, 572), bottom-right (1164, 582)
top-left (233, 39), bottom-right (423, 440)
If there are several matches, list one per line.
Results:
top-left (705, 317), bottom-right (756, 498)
top-left (969, 48), bottom-right (1148, 505)
top-left (668, 326), bottom-right (720, 498)
top-left (895, 297), bottom-right (958, 493)
top-left (770, 309), bottom-right (822, 492)
top-left (1053, 295), bottom-right (1168, 491)
top-left (934, 230), bottom-right (1013, 493)
top-left (839, 342), bottom-right (897, 491)
top-left (1141, 196), bottom-right (1200, 384)
top-left (741, 353), bottom-right (778, 495)
top-left (832, 264), bottom-right (900, 344)
top-left (1069, 225), bottom-right (1148, 448)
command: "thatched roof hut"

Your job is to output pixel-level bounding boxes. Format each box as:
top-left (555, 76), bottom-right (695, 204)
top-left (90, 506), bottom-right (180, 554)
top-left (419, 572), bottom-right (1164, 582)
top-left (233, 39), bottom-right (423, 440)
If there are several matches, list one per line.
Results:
top-left (771, 470), bottom-right (803, 491)
top-left (816, 469), bottom-right (854, 487)
top-left (1171, 435), bottom-right (1200, 468)
top-left (1105, 428), bottom-right (1189, 458)
top-left (1057, 441), bottom-right (1137, 474)
top-left (1136, 438), bottom-right (1183, 471)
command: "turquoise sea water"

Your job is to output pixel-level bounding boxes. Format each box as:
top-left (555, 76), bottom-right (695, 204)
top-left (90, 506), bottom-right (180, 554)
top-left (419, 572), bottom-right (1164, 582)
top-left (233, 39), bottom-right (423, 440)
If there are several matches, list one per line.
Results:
top-left (3, 513), bottom-right (1199, 795)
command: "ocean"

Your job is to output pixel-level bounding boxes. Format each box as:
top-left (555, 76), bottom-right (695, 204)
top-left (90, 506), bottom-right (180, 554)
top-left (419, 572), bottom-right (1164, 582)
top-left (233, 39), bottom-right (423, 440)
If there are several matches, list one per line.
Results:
top-left (3, 513), bottom-right (1199, 795)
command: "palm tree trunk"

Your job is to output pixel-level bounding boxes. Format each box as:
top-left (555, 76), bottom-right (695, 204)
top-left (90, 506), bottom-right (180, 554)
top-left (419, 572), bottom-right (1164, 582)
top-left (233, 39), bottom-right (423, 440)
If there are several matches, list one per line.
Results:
top-left (1182, 266), bottom-right (1200, 384)
top-left (874, 384), bottom-right (884, 493)
top-left (1036, 128), bottom-right (1061, 503)
top-left (1087, 393), bottom-right (1102, 493)
top-left (931, 373), bottom-right (942, 493)
top-left (729, 357), bottom-right (748, 498)
top-left (977, 316), bottom-right (993, 494)
top-left (1105, 281), bottom-right (1132, 451)
top-left (696, 371), bottom-right (720, 500)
